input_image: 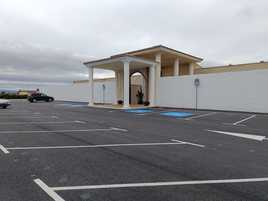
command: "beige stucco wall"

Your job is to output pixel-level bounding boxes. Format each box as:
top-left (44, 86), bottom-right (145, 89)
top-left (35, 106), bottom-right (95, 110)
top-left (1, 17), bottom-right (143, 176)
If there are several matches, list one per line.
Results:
top-left (160, 60), bottom-right (268, 77)
top-left (161, 66), bottom-right (173, 76)
top-left (161, 63), bottom-right (193, 77)
top-left (195, 62), bottom-right (268, 75)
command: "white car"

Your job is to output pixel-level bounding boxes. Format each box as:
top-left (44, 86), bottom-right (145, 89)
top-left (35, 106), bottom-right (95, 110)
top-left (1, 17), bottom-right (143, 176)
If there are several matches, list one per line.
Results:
top-left (0, 99), bottom-right (11, 109)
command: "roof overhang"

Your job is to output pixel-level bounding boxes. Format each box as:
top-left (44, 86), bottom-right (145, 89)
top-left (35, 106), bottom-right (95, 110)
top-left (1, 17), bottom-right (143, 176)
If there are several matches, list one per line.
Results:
top-left (111, 45), bottom-right (203, 62)
top-left (83, 45), bottom-right (203, 69)
top-left (84, 55), bottom-right (158, 71)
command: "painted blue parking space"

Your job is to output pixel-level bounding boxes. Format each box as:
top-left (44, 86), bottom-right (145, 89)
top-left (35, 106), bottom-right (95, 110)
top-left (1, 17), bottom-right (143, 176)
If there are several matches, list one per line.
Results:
top-left (125, 109), bottom-right (154, 113)
top-left (160, 111), bottom-right (193, 118)
top-left (124, 108), bottom-right (195, 119)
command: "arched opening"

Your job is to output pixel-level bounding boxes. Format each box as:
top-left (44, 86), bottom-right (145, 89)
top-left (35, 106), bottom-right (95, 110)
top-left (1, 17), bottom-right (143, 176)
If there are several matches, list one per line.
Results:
top-left (130, 72), bottom-right (147, 105)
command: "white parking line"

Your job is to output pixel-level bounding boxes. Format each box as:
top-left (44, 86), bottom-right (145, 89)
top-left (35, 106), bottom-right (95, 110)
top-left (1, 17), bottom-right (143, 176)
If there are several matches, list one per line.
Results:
top-left (1, 139), bottom-right (205, 154)
top-left (185, 112), bottom-right (217, 120)
top-left (207, 129), bottom-right (266, 141)
top-left (171, 139), bottom-right (205, 148)
top-left (0, 114), bottom-right (40, 116)
top-left (4, 142), bottom-right (185, 153)
top-left (0, 116), bottom-right (43, 119)
top-left (56, 104), bottom-right (86, 107)
top-left (0, 127), bottom-right (127, 134)
top-left (0, 144), bottom-right (9, 154)
top-left (0, 112), bottom-right (39, 115)
top-left (38, 177), bottom-right (268, 192)
top-left (233, 115), bottom-right (256, 125)
top-left (0, 121), bottom-right (86, 125)
top-left (0, 115), bottom-right (60, 119)
top-left (34, 179), bottom-right (65, 201)
top-left (110, 127), bottom-right (128, 132)
top-left (0, 111), bottom-right (29, 114)
top-left (222, 123), bottom-right (247, 127)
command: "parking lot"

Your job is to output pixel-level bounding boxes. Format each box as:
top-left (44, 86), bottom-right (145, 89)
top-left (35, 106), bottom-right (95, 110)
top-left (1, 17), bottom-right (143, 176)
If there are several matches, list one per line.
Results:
top-left (1, 100), bottom-right (268, 201)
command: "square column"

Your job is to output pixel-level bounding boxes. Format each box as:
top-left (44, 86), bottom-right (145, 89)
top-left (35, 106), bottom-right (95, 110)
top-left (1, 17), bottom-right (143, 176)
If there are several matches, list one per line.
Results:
top-left (149, 65), bottom-right (156, 106)
top-left (88, 66), bottom-right (94, 106)
top-left (123, 60), bottom-right (130, 108)
top-left (115, 70), bottom-right (123, 102)
top-left (189, 63), bottom-right (195, 75)
top-left (155, 53), bottom-right (161, 78)
top-left (155, 53), bottom-right (161, 106)
top-left (174, 58), bottom-right (180, 76)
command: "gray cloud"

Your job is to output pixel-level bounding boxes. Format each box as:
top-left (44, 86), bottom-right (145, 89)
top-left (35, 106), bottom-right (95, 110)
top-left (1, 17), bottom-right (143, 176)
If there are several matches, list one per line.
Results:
top-left (0, 0), bottom-right (267, 89)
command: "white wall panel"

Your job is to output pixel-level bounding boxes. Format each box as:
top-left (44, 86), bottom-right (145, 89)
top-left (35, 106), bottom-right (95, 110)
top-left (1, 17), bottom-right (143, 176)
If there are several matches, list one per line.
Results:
top-left (157, 69), bottom-right (268, 113)
top-left (41, 79), bottom-right (116, 104)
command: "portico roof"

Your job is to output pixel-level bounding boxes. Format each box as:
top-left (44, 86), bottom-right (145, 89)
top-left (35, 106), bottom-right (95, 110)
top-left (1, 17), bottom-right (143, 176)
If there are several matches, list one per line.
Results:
top-left (84, 45), bottom-right (203, 66)
top-left (84, 55), bottom-right (157, 70)
top-left (112, 45), bottom-right (203, 62)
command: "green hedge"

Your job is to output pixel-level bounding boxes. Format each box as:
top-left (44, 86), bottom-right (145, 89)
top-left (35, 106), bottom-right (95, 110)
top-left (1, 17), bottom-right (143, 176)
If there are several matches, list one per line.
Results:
top-left (0, 94), bottom-right (28, 99)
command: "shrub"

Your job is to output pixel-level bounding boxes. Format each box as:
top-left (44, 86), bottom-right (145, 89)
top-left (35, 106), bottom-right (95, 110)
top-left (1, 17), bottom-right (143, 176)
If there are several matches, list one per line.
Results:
top-left (144, 101), bottom-right (150, 106)
top-left (136, 87), bottom-right (144, 104)
top-left (117, 100), bottom-right (123, 105)
top-left (0, 94), bottom-right (28, 99)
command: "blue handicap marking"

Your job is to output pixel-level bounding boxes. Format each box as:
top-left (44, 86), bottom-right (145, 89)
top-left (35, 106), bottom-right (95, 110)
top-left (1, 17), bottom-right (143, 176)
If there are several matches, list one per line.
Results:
top-left (160, 111), bottom-right (193, 118)
top-left (125, 109), bottom-right (153, 113)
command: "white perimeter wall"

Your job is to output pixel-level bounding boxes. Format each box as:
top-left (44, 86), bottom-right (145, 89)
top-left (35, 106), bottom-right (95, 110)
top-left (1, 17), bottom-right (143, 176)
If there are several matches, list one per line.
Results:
top-left (41, 79), bottom-right (116, 104)
top-left (157, 69), bottom-right (268, 113)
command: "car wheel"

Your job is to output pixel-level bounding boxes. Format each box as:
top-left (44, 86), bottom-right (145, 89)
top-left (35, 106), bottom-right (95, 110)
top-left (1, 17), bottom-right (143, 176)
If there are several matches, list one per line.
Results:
top-left (2, 106), bottom-right (7, 109)
top-left (32, 98), bottom-right (37, 102)
top-left (49, 98), bottom-right (53, 102)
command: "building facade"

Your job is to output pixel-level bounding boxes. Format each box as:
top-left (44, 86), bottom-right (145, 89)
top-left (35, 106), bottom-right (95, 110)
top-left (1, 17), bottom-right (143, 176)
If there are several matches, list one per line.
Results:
top-left (84, 45), bottom-right (203, 108)
top-left (42, 45), bottom-right (268, 113)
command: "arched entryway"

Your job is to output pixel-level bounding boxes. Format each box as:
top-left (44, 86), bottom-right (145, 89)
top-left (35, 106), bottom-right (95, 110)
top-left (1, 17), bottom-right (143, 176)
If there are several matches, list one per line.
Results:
top-left (130, 71), bottom-right (148, 105)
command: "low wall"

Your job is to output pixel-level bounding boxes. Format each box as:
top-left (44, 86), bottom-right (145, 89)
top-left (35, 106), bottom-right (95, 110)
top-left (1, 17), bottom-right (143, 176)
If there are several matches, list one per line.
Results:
top-left (41, 79), bottom-right (116, 104)
top-left (157, 69), bottom-right (268, 113)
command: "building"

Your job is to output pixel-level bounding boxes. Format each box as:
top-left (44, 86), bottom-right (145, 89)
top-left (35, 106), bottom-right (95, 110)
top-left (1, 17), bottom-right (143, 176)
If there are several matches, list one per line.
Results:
top-left (84, 45), bottom-right (204, 108)
top-left (41, 45), bottom-right (267, 113)
top-left (83, 45), bottom-right (268, 112)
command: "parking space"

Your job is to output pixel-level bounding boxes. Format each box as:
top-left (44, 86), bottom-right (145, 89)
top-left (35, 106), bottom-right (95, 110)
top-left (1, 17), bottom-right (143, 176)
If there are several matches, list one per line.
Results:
top-left (127, 107), bottom-right (268, 131)
top-left (54, 182), bottom-right (268, 201)
top-left (0, 100), bottom-right (268, 201)
top-left (239, 114), bottom-right (268, 130)
top-left (193, 112), bottom-right (256, 125)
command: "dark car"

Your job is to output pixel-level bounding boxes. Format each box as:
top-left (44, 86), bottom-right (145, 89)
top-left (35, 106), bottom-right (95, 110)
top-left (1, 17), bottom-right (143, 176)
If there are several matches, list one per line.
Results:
top-left (28, 93), bottom-right (54, 103)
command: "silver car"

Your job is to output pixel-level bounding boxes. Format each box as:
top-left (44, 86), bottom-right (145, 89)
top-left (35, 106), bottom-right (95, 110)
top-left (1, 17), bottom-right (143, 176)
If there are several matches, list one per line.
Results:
top-left (0, 99), bottom-right (11, 109)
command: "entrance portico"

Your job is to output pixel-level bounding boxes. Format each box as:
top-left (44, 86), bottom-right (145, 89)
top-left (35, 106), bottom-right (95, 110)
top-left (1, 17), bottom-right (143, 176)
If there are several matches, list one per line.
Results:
top-left (83, 45), bottom-right (203, 109)
top-left (85, 56), bottom-right (157, 109)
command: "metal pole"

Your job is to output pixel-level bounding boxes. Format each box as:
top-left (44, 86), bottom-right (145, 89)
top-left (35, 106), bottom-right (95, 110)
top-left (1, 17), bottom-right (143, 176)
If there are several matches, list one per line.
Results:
top-left (195, 86), bottom-right (198, 110)
top-left (102, 84), bottom-right (106, 104)
top-left (194, 78), bottom-right (200, 111)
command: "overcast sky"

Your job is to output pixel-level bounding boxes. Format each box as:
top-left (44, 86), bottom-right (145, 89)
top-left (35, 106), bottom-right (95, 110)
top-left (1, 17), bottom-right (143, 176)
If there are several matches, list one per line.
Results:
top-left (0, 0), bottom-right (267, 89)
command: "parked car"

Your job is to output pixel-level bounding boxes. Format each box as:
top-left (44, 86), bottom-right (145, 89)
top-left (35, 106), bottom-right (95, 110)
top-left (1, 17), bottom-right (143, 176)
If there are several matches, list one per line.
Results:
top-left (28, 93), bottom-right (54, 103)
top-left (0, 99), bottom-right (11, 109)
